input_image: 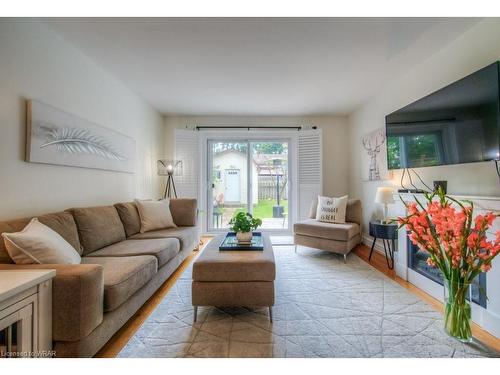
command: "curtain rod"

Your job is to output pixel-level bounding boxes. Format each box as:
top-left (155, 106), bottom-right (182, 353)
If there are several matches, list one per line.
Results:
top-left (195, 126), bottom-right (309, 131)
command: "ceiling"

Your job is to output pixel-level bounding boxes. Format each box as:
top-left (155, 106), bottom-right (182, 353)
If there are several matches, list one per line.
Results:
top-left (44, 18), bottom-right (481, 116)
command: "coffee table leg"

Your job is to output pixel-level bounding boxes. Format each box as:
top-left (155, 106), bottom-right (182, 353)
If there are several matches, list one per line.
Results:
top-left (193, 306), bottom-right (198, 322)
top-left (269, 306), bottom-right (273, 323)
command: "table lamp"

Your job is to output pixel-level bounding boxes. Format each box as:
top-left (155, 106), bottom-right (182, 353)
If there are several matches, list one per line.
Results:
top-left (157, 160), bottom-right (182, 199)
top-left (375, 187), bottom-right (395, 224)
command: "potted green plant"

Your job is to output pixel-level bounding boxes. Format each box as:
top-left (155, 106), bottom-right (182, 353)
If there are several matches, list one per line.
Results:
top-left (229, 212), bottom-right (262, 243)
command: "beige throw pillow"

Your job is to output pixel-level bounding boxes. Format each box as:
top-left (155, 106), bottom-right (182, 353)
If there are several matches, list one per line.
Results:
top-left (2, 218), bottom-right (81, 264)
top-left (135, 199), bottom-right (177, 233)
top-left (315, 195), bottom-right (348, 223)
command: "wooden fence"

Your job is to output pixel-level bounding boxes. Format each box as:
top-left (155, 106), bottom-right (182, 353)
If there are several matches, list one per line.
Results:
top-left (257, 176), bottom-right (288, 200)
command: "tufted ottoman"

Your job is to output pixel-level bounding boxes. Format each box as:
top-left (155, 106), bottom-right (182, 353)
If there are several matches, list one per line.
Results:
top-left (192, 233), bottom-right (275, 322)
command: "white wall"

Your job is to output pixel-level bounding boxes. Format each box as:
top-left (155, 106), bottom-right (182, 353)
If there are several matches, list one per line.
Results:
top-left (348, 18), bottom-right (500, 234)
top-left (0, 19), bottom-right (165, 220)
top-left (164, 115), bottom-right (349, 197)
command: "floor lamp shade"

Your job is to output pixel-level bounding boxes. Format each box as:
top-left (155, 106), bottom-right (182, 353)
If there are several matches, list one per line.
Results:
top-left (157, 160), bottom-right (183, 177)
top-left (157, 160), bottom-right (183, 198)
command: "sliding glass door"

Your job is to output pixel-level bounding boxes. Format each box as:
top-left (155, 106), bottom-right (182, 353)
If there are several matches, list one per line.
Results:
top-left (208, 139), bottom-right (290, 232)
top-left (209, 141), bottom-right (249, 230)
top-left (250, 142), bottom-right (289, 230)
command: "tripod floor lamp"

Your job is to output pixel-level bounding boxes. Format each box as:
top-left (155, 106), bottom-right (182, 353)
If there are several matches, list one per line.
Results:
top-left (157, 160), bottom-right (182, 199)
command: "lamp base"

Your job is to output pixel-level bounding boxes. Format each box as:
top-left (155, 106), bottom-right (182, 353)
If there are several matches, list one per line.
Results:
top-left (163, 173), bottom-right (178, 199)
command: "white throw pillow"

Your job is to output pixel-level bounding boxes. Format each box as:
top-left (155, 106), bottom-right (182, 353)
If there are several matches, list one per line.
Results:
top-left (2, 218), bottom-right (81, 265)
top-left (315, 195), bottom-right (348, 223)
top-left (135, 199), bottom-right (177, 233)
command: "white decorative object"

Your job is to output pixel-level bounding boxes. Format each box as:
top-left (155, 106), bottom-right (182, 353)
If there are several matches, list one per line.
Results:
top-left (26, 100), bottom-right (136, 173)
top-left (315, 195), bottom-right (348, 223)
top-left (375, 187), bottom-right (395, 223)
top-left (361, 127), bottom-right (389, 181)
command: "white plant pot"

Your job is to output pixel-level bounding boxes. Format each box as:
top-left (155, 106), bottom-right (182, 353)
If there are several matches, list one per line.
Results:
top-left (236, 231), bottom-right (252, 243)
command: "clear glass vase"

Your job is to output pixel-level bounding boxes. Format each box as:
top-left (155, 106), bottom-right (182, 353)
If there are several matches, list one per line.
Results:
top-left (443, 280), bottom-right (473, 342)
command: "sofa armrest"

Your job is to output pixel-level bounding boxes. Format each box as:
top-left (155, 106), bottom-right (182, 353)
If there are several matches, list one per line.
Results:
top-left (0, 263), bottom-right (104, 342)
top-left (169, 198), bottom-right (198, 226)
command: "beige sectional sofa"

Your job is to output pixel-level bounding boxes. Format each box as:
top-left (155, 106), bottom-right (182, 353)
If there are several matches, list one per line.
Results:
top-left (0, 198), bottom-right (199, 358)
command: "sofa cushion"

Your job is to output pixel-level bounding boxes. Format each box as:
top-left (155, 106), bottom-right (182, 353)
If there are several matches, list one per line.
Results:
top-left (130, 226), bottom-right (199, 251)
top-left (70, 206), bottom-right (126, 255)
top-left (88, 238), bottom-right (179, 267)
top-left (135, 199), bottom-right (177, 233)
top-left (0, 211), bottom-right (82, 263)
top-left (82, 255), bottom-right (157, 312)
top-left (169, 198), bottom-right (197, 226)
top-left (2, 218), bottom-right (81, 265)
top-left (294, 219), bottom-right (360, 241)
top-left (114, 202), bottom-right (141, 237)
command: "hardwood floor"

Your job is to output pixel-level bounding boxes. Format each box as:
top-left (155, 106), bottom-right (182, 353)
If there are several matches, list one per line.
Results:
top-left (96, 239), bottom-right (500, 357)
top-left (94, 237), bottom-right (212, 358)
top-left (354, 244), bottom-right (500, 352)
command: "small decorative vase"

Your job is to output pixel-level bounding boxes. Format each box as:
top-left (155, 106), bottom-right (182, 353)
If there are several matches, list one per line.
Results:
top-left (443, 280), bottom-right (473, 342)
top-left (236, 231), bottom-right (252, 243)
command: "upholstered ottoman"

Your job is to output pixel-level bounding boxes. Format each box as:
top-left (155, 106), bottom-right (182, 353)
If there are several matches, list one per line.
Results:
top-left (192, 233), bottom-right (275, 322)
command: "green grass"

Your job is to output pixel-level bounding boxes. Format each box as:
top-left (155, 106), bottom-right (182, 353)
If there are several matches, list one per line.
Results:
top-left (252, 199), bottom-right (288, 219)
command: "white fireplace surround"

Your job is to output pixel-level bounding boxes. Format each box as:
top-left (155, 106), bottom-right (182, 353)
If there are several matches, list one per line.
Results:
top-left (368, 193), bottom-right (500, 339)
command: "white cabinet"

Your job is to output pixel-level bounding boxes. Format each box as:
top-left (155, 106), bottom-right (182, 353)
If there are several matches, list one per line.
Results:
top-left (0, 270), bottom-right (55, 358)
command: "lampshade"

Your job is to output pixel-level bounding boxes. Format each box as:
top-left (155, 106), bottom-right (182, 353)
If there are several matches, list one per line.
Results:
top-left (157, 160), bottom-right (183, 176)
top-left (375, 187), bottom-right (395, 204)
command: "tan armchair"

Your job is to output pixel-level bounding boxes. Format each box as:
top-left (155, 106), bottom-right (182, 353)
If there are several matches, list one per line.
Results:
top-left (293, 199), bottom-right (362, 262)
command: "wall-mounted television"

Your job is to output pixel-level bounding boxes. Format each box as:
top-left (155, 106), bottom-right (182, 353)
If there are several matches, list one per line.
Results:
top-left (385, 62), bottom-right (500, 170)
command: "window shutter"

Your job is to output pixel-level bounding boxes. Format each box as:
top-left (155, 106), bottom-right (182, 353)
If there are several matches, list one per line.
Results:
top-left (174, 129), bottom-right (199, 199)
top-left (297, 129), bottom-right (322, 220)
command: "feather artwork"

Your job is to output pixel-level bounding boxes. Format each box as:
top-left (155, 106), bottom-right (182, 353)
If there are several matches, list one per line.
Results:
top-left (37, 124), bottom-right (126, 161)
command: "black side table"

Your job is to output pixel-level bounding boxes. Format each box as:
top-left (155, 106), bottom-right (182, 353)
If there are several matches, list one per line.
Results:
top-left (369, 220), bottom-right (398, 269)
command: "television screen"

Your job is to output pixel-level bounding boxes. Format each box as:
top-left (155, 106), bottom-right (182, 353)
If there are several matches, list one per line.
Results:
top-left (385, 62), bottom-right (500, 170)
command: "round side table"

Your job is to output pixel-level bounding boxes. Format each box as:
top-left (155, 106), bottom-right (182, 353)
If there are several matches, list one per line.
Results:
top-left (369, 220), bottom-right (398, 269)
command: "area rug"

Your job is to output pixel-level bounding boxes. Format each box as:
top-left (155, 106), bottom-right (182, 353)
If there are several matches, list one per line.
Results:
top-left (118, 244), bottom-right (498, 358)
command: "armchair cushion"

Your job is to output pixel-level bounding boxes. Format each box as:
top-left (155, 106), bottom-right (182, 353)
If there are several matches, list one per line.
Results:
top-left (310, 198), bottom-right (362, 225)
top-left (294, 219), bottom-right (360, 241)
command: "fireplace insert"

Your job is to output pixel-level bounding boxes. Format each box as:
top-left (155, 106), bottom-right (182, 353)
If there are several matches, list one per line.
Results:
top-left (407, 237), bottom-right (487, 308)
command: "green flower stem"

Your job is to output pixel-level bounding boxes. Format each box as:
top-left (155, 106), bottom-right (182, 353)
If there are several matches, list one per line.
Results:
top-left (444, 281), bottom-right (472, 341)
